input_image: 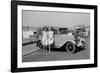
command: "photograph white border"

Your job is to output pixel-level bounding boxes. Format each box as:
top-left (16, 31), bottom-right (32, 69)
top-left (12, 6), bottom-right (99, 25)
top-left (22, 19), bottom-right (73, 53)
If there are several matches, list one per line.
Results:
top-left (17, 5), bottom-right (94, 68)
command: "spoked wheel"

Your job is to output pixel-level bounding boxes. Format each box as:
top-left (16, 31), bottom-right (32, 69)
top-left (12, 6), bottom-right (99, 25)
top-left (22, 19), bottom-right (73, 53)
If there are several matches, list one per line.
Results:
top-left (66, 42), bottom-right (76, 54)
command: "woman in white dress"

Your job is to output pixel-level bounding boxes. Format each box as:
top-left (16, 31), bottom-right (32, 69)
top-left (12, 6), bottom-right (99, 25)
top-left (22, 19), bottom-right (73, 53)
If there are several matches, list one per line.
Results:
top-left (48, 27), bottom-right (54, 52)
top-left (41, 27), bottom-right (49, 53)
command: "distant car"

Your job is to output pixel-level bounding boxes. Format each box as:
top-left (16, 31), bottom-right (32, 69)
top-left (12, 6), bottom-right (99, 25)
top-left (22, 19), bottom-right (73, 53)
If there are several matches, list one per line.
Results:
top-left (37, 33), bottom-right (85, 54)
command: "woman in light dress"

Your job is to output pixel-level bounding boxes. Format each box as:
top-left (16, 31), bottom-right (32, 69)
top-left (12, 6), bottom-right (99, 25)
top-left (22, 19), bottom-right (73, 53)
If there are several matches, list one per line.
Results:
top-left (48, 27), bottom-right (54, 52)
top-left (41, 27), bottom-right (49, 53)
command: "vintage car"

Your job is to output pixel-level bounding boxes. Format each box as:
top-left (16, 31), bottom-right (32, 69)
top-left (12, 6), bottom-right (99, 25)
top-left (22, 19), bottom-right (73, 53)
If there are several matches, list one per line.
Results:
top-left (37, 32), bottom-right (85, 54)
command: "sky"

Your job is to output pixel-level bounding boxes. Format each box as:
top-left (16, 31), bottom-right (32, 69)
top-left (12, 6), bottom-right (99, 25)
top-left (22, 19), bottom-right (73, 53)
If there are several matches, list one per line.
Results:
top-left (22, 10), bottom-right (90, 28)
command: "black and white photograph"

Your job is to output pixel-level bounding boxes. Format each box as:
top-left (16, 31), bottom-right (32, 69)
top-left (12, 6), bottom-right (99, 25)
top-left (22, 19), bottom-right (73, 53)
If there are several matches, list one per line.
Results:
top-left (11, 1), bottom-right (97, 72)
top-left (22, 10), bottom-right (90, 62)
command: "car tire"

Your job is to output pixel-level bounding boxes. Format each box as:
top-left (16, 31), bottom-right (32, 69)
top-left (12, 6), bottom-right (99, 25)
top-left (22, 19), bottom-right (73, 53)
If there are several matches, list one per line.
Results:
top-left (66, 42), bottom-right (76, 54)
top-left (38, 41), bottom-right (42, 49)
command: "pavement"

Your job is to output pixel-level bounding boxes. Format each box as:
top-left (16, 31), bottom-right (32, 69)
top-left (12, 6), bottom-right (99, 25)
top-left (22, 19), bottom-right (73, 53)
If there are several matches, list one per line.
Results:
top-left (22, 36), bottom-right (90, 62)
top-left (22, 38), bottom-right (39, 55)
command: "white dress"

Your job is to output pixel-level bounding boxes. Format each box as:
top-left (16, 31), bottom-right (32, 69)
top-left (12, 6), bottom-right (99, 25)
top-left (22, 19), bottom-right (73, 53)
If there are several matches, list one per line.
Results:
top-left (48, 31), bottom-right (54, 45)
top-left (41, 31), bottom-right (48, 46)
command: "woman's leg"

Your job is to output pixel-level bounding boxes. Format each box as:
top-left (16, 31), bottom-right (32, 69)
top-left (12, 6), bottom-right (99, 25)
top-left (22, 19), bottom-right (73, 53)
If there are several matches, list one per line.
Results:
top-left (43, 45), bottom-right (46, 53)
top-left (49, 44), bottom-right (51, 53)
top-left (43, 45), bottom-right (48, 53)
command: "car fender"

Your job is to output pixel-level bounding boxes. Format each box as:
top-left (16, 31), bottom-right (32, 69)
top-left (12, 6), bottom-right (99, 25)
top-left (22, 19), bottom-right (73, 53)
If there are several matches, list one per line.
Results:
top-left (66, 40), bottom-right (76, 45)
top-left (77, 38), bottom-right (85, 47)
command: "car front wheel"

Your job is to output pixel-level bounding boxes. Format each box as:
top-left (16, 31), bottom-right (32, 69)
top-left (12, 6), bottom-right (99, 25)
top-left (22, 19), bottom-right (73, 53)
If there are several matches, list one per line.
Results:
top-left (66, 42), bottom-right (76, 54)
